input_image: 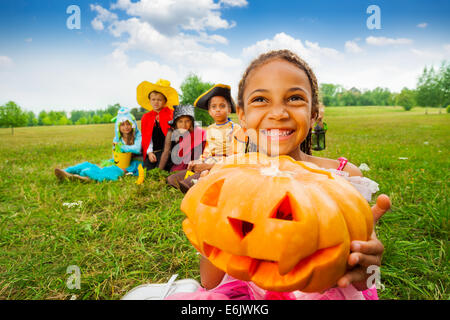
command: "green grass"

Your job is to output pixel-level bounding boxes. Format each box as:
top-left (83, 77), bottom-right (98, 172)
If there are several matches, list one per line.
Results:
top-left (0, 106), bottom-right (448, 299)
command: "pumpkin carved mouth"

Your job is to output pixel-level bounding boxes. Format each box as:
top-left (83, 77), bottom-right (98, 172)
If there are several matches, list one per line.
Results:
top-left (201, 240), bottom-right (344, 291)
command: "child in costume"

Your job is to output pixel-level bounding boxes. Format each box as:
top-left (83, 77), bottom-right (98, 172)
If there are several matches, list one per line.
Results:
top-left (173, 84), bottom-right (247, 192)
top-left (159, 105), bottom-right (206, 174)
top-left (122, 50), bottom-right (390, 300)
top-left (54, 107), bottom-right (143, 182)
top-left (137, 79), bottom-right (178, 172)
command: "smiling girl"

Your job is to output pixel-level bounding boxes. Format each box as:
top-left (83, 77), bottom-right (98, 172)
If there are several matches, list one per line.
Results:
top-left (122, 50), bottom-right (390, 300)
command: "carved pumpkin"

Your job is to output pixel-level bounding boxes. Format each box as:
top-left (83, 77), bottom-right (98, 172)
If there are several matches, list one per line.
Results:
top-left (181, 153), bottom-right (373, 293)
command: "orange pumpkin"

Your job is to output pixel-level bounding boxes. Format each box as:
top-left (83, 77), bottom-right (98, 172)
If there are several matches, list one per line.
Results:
top-left (181, 153), bottom-right (373, 293)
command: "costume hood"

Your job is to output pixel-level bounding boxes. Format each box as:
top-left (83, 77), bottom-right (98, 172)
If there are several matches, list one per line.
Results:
top-left (112, 107), bottom-right (140, 143)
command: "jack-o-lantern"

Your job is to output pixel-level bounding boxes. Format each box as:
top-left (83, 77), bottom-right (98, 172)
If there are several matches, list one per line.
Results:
top-left (181, 153), bottom-right (373, 293)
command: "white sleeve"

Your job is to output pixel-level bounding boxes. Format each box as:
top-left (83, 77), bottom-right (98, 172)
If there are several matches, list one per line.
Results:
top-left (147, 139), bottom-right (153, 154)
top-left (323, 169), bottom-right (379, 202)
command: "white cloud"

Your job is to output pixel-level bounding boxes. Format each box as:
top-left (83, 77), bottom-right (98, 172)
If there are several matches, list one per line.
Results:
top-left (25, 38), bottom-right (32, 43)
top-left (411, 48), bottom-right (446, 60)
top-left (240, 33), bottom-right (441, 93)
top-left (444, 44), bottom-right (450, 54)
top-left (91, 1), bottom-right (244, 96)
top-left (220, 0), bottom-right (248, 7)
top-left (366, 36), bottom-right (413, 46)
top-left (417, 22), bottom-right (428, 28)
top-left (90, 4), bottom-right (118, 31)
top-left (109, 0), bottom-right (237, 36)
top-left (345, 40), bottom-right (363, 53)
top-left (242, 32), bottom-right (341, 69)
top-left (5, 2), bottom-right (447, 113)
top-left (0, 56), bottom-right (14, 68)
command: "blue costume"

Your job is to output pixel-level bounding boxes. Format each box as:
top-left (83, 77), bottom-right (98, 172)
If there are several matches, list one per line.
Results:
top-left (64, 108), bottom-right (143, 182)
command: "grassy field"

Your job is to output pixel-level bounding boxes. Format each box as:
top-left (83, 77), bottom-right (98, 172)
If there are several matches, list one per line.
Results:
top-left (0, 106), bottom-right (448, 300)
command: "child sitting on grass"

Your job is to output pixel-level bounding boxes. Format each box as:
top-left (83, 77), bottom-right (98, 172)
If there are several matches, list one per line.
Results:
top-left (159, 104), bottom-right (206, 173)
top-left (54, 107), bottom-right (142, 182)
top-left (137, 79), bottom-right (178, 172)
top-left (172, 84), bottom-right (247, 192)
top-left (122, 50), bottom-right (391, 300)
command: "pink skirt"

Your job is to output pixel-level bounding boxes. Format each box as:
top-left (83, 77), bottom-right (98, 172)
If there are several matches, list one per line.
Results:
top-left (165, 275), bottom-right (378, 300)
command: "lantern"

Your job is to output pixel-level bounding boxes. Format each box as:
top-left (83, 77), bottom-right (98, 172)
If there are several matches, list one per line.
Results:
top-left (312, 123), bottom-right (327, 151)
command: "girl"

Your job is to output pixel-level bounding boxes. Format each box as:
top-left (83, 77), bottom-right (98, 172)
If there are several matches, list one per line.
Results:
top-left (54, 107), bottom-right (143, 182)
top-left (122, 50), bottom-right (390, 300)
top-left (159, 104), bottom-right (206, 175)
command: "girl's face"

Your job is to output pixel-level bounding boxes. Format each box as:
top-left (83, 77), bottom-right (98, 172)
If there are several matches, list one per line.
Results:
top-left (175, 116), bottom-right (193, 133)
top-left (149, 92), bottom-right (166, 112)
top-left (208, 96), bottom-right (230, 124)
top-left (119, 121), bottom-right (133, 135)
top-left (237, 59), bottom-right (315, 159)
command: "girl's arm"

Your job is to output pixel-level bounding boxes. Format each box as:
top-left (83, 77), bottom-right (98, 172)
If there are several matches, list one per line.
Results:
top-left (158, 130), bottom-right (173, 170)
top-left (200, 255), bottom-right (225, 289)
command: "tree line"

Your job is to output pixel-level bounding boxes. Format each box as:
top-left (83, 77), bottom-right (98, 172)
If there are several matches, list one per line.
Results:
top-left (320, 61), bottom-right (449, 111)
top-left (1, 62), bottom-right (448, 134)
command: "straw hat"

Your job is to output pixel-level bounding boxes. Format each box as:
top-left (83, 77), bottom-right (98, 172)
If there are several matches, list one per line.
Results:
top-left (136, 79), bottom-right (179, 111)
top-left (194, 84), bottom-right (236, 113)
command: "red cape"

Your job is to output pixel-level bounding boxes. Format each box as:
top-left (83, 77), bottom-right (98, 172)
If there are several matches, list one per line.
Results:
top-left (141, 107), bottom-right (173, 161)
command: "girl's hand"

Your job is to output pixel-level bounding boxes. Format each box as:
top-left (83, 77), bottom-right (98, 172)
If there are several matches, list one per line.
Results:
top-left (148, 152), bottom-right (157, 163)
top-left (192, 162), bottom-right (214, 173)
top-left (200, 170), bottom-right (210, 178)
top-left (187, 160), bottom-right (201, 171)
top-left (337, 194), bottom-right (391, 290)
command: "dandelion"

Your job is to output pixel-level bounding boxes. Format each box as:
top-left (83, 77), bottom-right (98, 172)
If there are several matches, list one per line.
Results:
top-left (359, 163), bottom-right (371, 171)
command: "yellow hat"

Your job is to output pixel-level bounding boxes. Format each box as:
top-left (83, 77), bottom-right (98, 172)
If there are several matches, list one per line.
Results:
top-left (136, 79), bottom-right (179, 111)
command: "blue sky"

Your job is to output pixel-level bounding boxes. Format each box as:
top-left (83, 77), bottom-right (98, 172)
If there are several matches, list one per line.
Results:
top-left (0, 0), bottom-right (449, 112)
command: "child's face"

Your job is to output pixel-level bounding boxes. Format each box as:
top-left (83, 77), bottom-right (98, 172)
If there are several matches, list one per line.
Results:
top-left (237, 59), bottom-right (315, 158)
top-left (149, 92), bottom-right (166, 112)
top-left (175, 116), bottom-right (193, 133)
top-left (119, 121), bottom-right (132, 135)
top-left (208, 96), bottom-right (231, 124)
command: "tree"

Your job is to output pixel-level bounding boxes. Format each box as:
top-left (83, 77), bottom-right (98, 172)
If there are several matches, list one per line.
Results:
top-left (26, 111), bottom-right (38, 126)
top-left (416, 66), bottom-right (441, 109)
top-left (438, 61), bottom-right (450, 112)
top-left (180, 74), bottom-right (214, 125)
top-left (92, 115), bottom-right (101, 124)
top-left (0, 101), bottom-right (28, 135)
top-left (75, 117), bottom-right (88, 125)
top-left (58, 116), bottom-right (72, 126)
top-left (319, 83), bottom-right (342, 106)
top-left (101, 113), bottom-right (113, 123)
top-left (105, 103), bottom-right (121, 116)
top-left (396, 87), bottom-right (416, 111)
top-left (38, 111), bottom-right (48, 126)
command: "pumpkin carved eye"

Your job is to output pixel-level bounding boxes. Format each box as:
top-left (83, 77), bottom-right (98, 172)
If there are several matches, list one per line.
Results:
top-left (271, 194), bottom-right (295, 221)
top-left (228, 217), bottom-right (254, 240)
top-left (200, 179), bottom-right (225, 207)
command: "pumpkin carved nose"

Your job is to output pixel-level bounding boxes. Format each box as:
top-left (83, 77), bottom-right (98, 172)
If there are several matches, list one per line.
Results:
top-left (228, 217), bottom-right (254, 240)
